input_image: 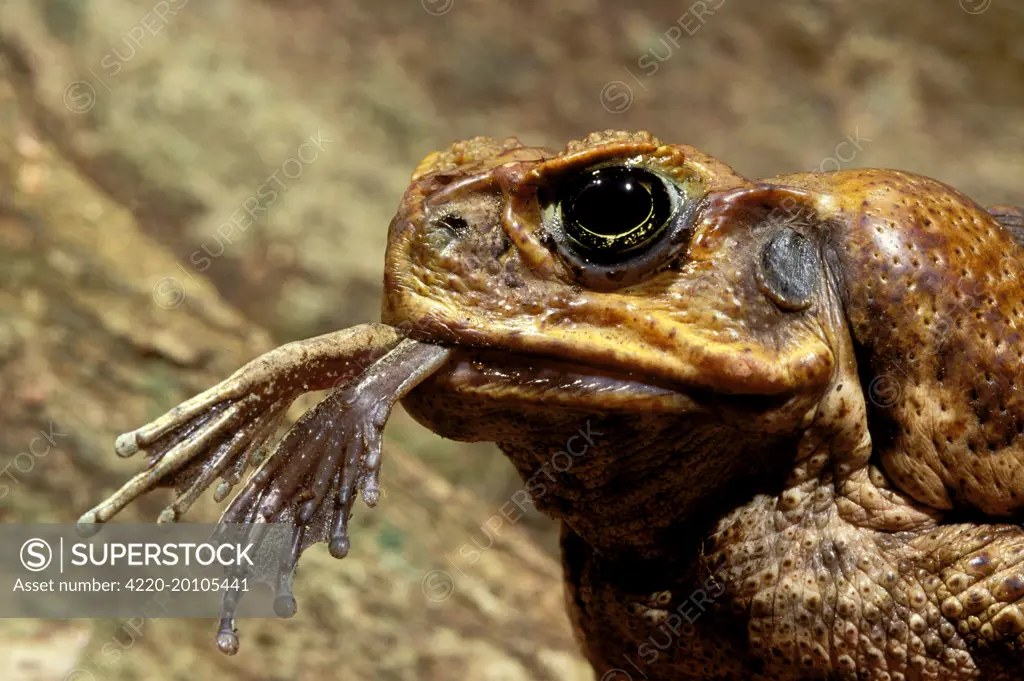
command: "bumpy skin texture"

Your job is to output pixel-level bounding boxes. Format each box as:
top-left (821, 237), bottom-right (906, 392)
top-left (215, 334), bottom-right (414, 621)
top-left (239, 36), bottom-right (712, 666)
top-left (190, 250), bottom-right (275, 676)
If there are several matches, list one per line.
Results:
top-left (382, 131), bottom-right (1024, 680)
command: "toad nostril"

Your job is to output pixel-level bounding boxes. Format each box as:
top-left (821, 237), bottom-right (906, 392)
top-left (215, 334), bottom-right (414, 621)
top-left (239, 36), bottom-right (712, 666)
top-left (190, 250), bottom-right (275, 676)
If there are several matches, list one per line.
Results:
top-left (432, 213), bottom-right (469, 236)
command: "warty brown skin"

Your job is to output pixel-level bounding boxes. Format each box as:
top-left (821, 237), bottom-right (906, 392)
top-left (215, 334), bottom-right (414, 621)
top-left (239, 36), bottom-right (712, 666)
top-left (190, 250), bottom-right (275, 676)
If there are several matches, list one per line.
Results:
top-left (382, 131), bottom-right (1024, 680)
top-left (83, 130), bottom-right (1024, 680)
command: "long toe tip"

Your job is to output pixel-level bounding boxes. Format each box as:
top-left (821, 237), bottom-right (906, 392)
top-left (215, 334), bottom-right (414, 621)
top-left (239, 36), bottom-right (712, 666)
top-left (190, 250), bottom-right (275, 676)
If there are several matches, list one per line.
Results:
top-left (114, 432), bottom-right (139, 457)
top-left (215, 627), bottom-right (239, 656)
top-left (75, 513), bottom-right (102, 537)
top-left (328, 536), bottom-right (351, 559)
top-left (274, 594), bottom-right (297, 618)
top-left (213, 480), bottom-right (234, 503)
top-left (361, 484), bottom-right (380, 508)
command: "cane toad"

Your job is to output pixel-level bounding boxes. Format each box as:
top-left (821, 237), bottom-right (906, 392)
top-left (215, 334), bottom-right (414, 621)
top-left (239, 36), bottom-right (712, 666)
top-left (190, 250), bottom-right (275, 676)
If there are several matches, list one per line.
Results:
top-left (83, 131), bottom-right (1024, 680)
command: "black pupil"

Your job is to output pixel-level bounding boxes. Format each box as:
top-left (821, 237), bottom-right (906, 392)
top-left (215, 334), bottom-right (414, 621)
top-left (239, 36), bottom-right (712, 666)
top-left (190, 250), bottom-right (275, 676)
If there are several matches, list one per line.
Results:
top-left (561, 166), bottom-right (671, 259)
top-left (570, 173), bottom-right (652, 236)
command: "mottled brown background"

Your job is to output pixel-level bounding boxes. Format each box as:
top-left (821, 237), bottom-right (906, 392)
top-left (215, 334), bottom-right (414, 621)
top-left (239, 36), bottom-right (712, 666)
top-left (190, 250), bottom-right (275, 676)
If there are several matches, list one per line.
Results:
top-left (0, 0), bottom-right (1021, 679)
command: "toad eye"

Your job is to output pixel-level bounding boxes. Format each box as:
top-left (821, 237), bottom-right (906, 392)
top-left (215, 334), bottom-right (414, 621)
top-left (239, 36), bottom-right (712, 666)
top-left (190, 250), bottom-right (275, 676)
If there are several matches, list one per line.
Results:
top-left (559, 166), bottom-right (673, 262)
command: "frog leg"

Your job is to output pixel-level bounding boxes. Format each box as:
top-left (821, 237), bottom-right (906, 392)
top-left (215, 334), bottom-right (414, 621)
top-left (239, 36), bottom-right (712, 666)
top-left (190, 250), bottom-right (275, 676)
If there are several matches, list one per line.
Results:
top-left (79, 324), bottom-right (451, 654)
top-left (207, 337), bottom-right (451, 654)
top-left (78, 323), bottom-right (423, 527)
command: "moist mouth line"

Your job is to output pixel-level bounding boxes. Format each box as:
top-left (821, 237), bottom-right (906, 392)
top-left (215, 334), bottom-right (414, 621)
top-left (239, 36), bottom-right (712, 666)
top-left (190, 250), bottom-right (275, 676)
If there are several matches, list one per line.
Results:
top-left (444, 346), bottom-right (698, 399)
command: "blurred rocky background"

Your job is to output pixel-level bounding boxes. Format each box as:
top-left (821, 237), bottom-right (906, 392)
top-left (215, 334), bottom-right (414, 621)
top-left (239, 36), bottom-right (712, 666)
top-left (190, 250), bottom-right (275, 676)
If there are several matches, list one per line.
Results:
top-left (0, 0), bottom-right (1021, 679)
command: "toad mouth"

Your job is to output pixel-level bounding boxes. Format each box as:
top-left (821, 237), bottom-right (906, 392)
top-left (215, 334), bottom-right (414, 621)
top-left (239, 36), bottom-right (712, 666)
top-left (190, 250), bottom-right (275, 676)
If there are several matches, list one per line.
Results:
top-left (424, 346), bottom-right (797, 417)
top-left (436, 347), bottom-right (698, 411)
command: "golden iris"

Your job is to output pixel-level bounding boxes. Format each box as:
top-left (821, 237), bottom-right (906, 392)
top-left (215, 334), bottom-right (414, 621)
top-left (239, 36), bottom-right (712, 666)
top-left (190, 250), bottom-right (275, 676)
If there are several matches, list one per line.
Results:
top-left (561, 166), bottom-right (672, 261)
